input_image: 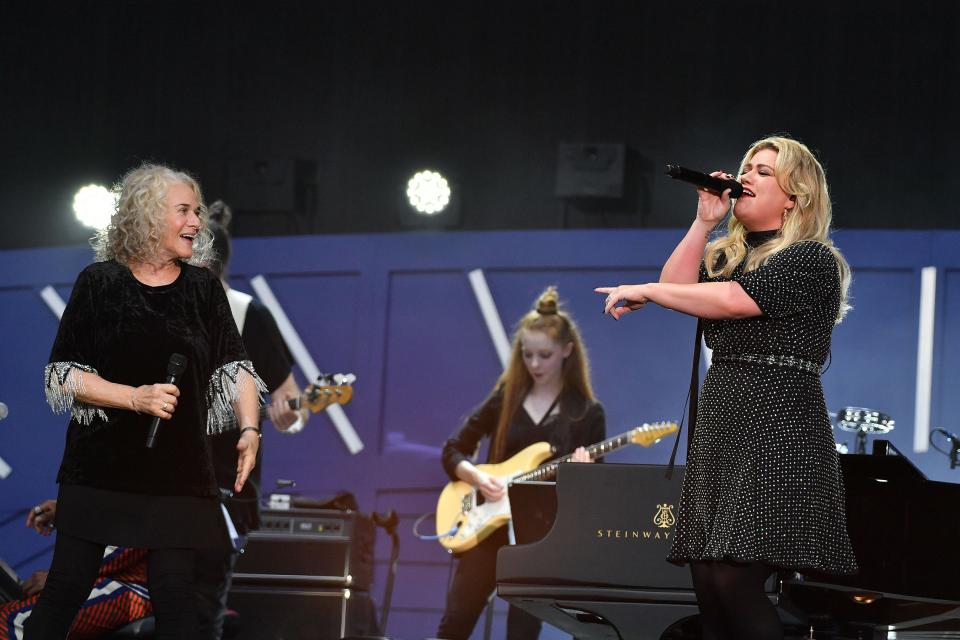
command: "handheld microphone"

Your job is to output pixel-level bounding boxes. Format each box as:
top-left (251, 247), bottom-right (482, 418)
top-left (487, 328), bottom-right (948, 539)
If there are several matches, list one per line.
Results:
top-left (665, 164), bottom-right (744, 198)
top-left (0, 402), bottom-right (7, 421)
top-left (145, 353), bottom-right (188, 449)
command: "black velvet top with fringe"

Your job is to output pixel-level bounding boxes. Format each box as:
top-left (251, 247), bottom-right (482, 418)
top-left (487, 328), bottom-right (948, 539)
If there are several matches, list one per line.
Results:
top-left (44, 260), bottom-right (265, 549)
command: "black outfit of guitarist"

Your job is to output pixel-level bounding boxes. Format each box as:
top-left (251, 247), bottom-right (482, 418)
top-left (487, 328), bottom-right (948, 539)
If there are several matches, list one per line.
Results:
top-left (438, 389), bottom-right (605, 640)
top-left (195, 296), bottom-right (295, 639)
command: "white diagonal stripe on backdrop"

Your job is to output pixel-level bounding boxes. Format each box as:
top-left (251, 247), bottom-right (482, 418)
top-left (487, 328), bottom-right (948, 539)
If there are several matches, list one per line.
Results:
top-left (249, 275), bottom-right (364, 454)
top-left (467, 269), bottom-right (511, 369)
top-left (40, 285), bottom-right (66, 319)
top-left (913, 266), bottom-right (937, 453)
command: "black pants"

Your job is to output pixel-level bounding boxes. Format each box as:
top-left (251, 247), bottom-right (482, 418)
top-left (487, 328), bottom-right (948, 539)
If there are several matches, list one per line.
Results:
top-left (23, 532), bottom-right (199, 640)
top-left (436, 527), bottom-right (542, 640)
top-left (194, 547), bottom-right (237, 640)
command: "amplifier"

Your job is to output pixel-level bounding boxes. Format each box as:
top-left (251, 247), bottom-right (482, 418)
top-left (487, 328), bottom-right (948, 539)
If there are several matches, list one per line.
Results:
top-left (227, 584), bottom-right (379, 640)
top-left (233, 508), bottom-right (374, 590)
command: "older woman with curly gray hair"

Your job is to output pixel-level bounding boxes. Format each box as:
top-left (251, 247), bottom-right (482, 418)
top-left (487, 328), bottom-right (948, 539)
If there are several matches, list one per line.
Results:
top-left (27, 164), bottom-right (265, 639)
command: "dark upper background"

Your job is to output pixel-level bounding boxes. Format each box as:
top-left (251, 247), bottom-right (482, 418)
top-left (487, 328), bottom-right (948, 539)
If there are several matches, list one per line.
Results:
top-left (1, 0), bottom-right (957, 250)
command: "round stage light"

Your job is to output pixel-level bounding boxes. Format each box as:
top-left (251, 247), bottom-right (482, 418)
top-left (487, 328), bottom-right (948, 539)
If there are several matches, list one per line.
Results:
top-left (406, 170), bottom-right (451, 215)
top-left (72, 184), bottom-right (116, 230)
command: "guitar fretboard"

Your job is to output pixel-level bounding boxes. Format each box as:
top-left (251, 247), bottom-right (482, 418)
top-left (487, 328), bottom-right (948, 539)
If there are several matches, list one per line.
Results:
top-left (256, 397), bottom-right (301, 422)
top-left (512, 430), bottom-right (639, 483)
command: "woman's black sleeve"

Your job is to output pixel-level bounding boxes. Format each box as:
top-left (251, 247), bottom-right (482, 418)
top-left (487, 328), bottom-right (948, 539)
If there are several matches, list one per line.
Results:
top-left (441, 393), bottom-right (502, 481)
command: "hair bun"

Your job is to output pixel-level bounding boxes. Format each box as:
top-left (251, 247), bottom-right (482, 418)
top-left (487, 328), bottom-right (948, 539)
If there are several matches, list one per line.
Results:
top-left (535, 286), bottom-right (560, 315)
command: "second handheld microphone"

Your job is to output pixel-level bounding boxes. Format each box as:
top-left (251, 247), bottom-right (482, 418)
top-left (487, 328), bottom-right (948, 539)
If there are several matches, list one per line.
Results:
top-left (145, 353), bottom-right (188, 449)
top-left (665, 164), bottom-right (745, 199)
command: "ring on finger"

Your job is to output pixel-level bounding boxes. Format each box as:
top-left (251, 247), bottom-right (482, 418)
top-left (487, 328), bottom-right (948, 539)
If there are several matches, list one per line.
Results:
top-left (162, 402), bottom-right (168, 411)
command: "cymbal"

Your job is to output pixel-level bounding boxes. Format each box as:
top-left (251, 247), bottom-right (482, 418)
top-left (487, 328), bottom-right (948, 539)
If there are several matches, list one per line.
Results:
top-left (835, 407), bottom-right (895, 435)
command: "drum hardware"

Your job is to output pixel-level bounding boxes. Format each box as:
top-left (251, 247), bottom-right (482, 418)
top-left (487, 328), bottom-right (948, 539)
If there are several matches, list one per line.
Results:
top-left (835, 407), bottom-right (895, 454)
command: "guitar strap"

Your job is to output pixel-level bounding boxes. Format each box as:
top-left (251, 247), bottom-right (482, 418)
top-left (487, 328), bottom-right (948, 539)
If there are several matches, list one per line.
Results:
top-left (666, 319), bottom-right (702, 479)
top-left (506, 395), bottom-right (561, 547)
top-left (226, 288), bottom-right (253, 335)
top-left (535, 395), bottom-right (561, 427)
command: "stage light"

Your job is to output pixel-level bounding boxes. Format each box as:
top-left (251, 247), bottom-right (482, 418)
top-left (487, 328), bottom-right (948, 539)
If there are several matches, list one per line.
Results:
top-left (406, 170), bottom-right (451, 215)
top-left (72, 185), bottom-right (116, 230)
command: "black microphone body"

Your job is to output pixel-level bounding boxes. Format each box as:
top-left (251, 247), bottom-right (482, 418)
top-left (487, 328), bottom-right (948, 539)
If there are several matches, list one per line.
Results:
top-left (665, 164), bottom-right (744, 198)
top-left (145, 353), bottom-right (188, 449)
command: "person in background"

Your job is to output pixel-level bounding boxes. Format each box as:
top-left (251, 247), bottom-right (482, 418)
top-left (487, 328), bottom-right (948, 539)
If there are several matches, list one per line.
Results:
top-left (436, 287), bottom-right (605, 640)
top-left (194, 201), bottom-right (309, 639)
top-left (0, 501), bottom-right (150, 639)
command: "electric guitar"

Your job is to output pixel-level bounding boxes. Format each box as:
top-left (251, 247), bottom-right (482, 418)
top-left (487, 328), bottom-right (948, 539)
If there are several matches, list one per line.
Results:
top-left (434, 420), bottom-right (678, 554)
top-left (258, 373), bottom-right (356, 423)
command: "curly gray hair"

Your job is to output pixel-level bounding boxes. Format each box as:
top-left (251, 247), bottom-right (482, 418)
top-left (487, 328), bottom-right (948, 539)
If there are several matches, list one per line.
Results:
top-left (91, 163), bottom-right (214, 266)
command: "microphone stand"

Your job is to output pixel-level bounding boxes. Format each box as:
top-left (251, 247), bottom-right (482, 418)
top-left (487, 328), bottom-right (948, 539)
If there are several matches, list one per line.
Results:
top-left (371, 509), bottom-right (399, 636)
top-left (929, 428), bottom-right (960, 469)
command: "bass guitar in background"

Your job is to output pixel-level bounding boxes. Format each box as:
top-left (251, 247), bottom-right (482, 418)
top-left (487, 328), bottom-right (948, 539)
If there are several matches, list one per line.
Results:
top-left (254, 373), bottom-right (356, 431)
top-left (435, 421), bottom-right (678, 555)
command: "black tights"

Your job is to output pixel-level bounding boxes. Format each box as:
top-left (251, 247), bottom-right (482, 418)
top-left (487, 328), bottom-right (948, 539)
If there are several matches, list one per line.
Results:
top-left (689, 561), bottom-right (782, 640)
top-left (23, 532), bottom-right (199, 640)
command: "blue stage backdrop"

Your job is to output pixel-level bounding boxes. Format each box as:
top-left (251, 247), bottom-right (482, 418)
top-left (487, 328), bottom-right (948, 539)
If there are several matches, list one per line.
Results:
top-left (1, 229), bottom-right (958, 639)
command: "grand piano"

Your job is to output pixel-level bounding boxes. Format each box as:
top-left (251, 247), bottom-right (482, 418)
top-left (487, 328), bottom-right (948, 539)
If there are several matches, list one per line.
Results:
top-left (496, 442), bottom-right (960, 639)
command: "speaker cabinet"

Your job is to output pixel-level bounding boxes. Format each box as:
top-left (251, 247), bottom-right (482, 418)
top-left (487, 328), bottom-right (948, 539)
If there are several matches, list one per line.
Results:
top-left (555, 143), bottom-right (626, 198)
top-left (233, 509), bottom-right (375, 590)
top-left (227, 585), bottom-right (379, 640)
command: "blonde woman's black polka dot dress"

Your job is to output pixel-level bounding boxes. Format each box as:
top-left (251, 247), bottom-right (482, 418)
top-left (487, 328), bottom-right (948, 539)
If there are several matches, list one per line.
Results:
top-left (667, 231), bottom-right (858, 575)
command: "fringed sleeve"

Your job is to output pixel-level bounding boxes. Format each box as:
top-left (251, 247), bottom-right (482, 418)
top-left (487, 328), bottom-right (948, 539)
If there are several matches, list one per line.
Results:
top-left (44, 361), bottom-right (109, 426)
top-left (205, 359), bottom-right (268, 435)
top-left (45, 268), bottom-right (109, 426)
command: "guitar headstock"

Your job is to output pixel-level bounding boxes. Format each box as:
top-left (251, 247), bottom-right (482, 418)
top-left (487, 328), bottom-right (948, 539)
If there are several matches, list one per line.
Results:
top-left (629, 421), bottom-right (679, 447)
top-left (302, 373), bottom-right (356, 413)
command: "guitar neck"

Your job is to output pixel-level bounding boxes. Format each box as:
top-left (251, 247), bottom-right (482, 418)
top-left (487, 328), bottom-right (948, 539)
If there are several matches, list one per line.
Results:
top-left (257, 396), bottom-right (301, 422)
top-left (513, 430), bottom-right (637, 483)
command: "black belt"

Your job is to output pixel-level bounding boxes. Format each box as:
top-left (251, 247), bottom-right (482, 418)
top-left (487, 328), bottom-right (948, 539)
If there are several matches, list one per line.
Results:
top-left (713, 353), bottom-right (821, 375)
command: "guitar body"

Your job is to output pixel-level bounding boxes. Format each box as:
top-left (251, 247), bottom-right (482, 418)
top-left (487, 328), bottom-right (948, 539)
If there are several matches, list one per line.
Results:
top-left (433, 420), bottom-right (678, 555)
top-left (435, 441), bottom-right (554, 555)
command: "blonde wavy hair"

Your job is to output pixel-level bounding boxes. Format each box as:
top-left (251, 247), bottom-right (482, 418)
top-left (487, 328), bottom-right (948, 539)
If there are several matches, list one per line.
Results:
top-left (705, 136), bottom-right (851, 321)
top-left (92, 163), bottom-right (213, 266)
top-left (489, 286), bottom-right (595, 462)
